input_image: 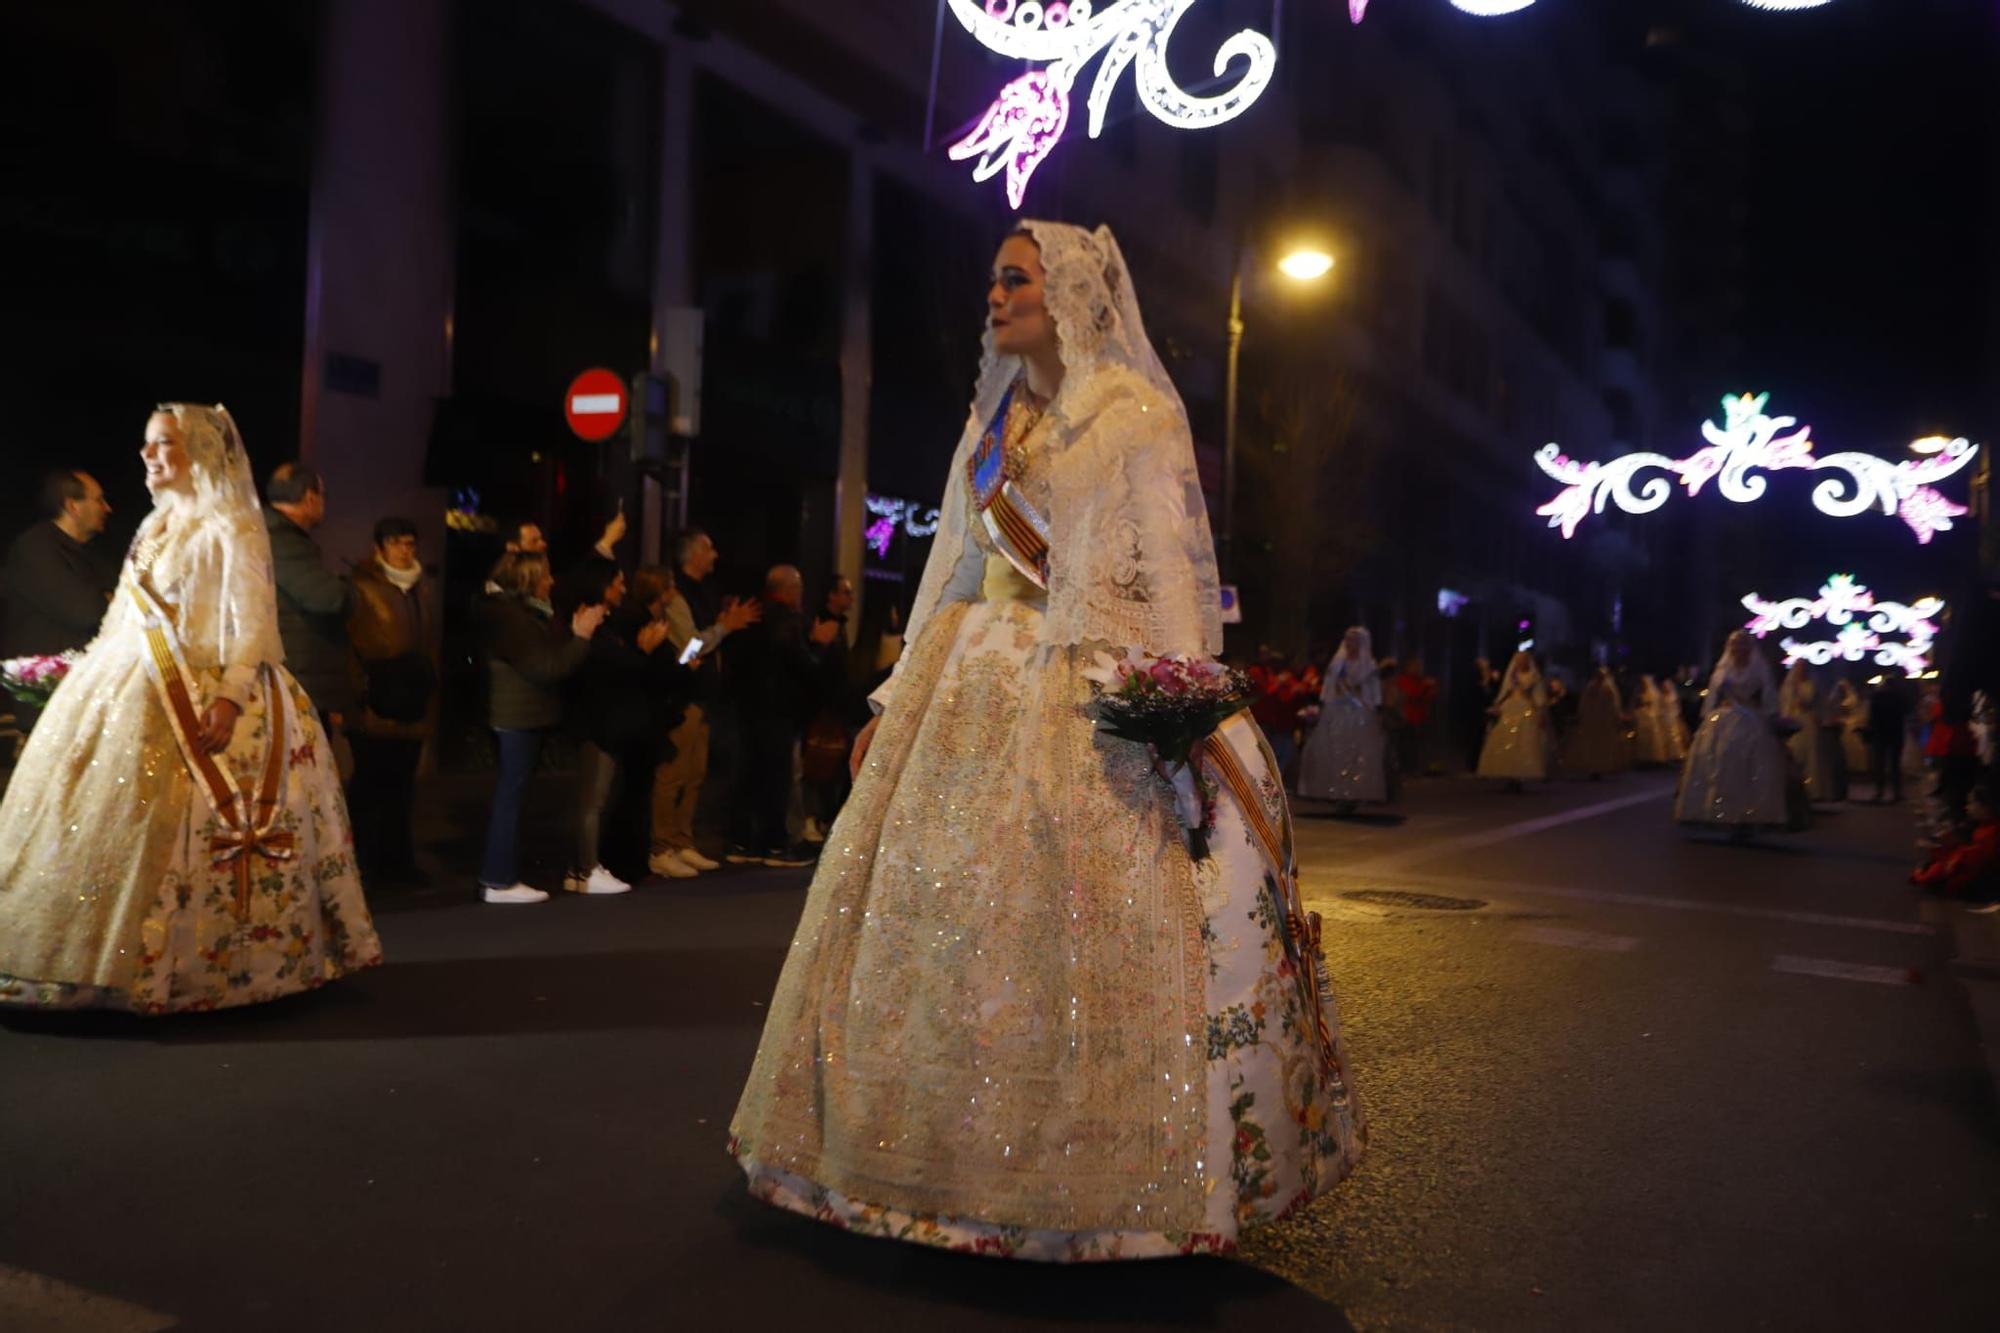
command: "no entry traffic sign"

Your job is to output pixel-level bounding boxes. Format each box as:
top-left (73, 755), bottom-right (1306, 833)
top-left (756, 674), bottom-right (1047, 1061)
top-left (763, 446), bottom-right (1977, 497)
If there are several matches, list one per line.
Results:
top-left (564, 368), bottom-right (628, 443)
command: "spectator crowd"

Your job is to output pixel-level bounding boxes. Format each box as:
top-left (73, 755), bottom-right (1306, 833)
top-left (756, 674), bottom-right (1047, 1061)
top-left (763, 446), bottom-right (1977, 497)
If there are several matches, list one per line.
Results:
top-left (2, 466), bottom-right (870, 907)
top-left (3, 461), bottom-right (1993, 911)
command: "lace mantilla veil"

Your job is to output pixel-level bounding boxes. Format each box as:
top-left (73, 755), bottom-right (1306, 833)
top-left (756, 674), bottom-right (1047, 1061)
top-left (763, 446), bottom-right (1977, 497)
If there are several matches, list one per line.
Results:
top-left (1708, 641), bottom-right (1776, 710)
top-left (1324, 627), bottom-right (1382, 707)
top-left (131, 402), bottom-right (285, 689)
top-left (899, 220), bottom-right (1223, 661)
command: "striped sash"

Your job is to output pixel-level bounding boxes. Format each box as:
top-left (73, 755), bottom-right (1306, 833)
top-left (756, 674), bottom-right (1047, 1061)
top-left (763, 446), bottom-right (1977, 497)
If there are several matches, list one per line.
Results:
top-left (127, 577), bottom-right (297, 920)
top-left (968, 384), bottom-right (1052, 590)
top-left (1201, 711), bottom-right (1347, 1090)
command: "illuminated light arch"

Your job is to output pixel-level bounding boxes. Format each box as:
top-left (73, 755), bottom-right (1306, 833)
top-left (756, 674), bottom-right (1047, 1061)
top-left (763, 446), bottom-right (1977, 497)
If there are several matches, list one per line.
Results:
top-left (1534, 393), bottom-right (1979, 544)
top-left (864, 493), bottom-right (942, 558)
top-left (1741, 575), bottom-right (1943, 677)
top-left (1351, 0), bottom-right (1834, 22)
top-left (947, 0), bottom-right (1276, 209)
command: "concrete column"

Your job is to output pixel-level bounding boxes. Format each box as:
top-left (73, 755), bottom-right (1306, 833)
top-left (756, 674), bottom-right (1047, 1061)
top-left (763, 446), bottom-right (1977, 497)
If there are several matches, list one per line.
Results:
top-left (645, 37), bottom-right (699, 568)
top-left (298, 0), bottom-right (452, 571)
top-left (834, 155), bottom-right (873, 637)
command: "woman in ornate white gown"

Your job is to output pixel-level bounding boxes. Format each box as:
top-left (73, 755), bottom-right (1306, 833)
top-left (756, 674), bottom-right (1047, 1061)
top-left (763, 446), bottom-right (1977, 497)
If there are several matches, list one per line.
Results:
top-left (1632, 675), bottom-right (1674, 766)
top-left (729, 223), bottom-right (1363, 1261)
top-left (0, 405), bottom-right (380, 1012)
top-left (1675, 631), bottom-right (1789, 832)
top-left (1660, 673), bottom-right (1692, 762)
top-left (1476, 650), bottom-right (1551, 783)
top-left (1296, 626), bottom-right (1389, 807)
top-left (1781, 663), bottom-right (1846, 803)
top-left (1561, 666), bottom-right (1630, 778)
top-left (1833, 678), bottom-right (1869, 775)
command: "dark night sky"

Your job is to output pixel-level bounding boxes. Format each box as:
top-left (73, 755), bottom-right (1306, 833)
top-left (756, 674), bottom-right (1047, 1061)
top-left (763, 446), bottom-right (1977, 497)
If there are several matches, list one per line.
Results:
top-left (1633, 0), bottom-right (1997, 599)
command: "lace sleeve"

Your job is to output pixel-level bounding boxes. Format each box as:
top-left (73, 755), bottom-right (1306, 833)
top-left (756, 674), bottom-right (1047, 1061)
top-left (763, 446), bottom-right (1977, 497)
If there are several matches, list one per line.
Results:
top-left (1042, 369), bottom-right (1221, 659)
top-left (200, 513), bottom-right (286, 706)
top-left (868, 512), bottom-right (984, 716)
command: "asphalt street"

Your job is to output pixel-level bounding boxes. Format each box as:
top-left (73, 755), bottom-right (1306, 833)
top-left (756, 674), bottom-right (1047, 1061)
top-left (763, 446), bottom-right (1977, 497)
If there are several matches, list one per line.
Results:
top-left (2, 770), bottom-right (1995, 1332)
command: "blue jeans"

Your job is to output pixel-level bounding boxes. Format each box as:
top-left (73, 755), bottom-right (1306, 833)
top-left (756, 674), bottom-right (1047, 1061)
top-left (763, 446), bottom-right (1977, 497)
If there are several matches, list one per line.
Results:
top-left (480, 727), bottom-right (546, 887)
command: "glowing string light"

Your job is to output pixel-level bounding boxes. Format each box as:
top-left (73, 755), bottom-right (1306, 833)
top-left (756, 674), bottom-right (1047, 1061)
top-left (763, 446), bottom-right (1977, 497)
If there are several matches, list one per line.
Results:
top-left (1350, 0), bottom-right (1536, 18)
top-left (1535, 393), bottom-right (1980, 543)
top-left (947, 0), bottom-right (1276, 209)
top-left (1350, 1), bottom-right (1827, 27)
top-left (1742, 575), bottom-right (1943, 678)
top-left (864, 493), bottom-right (942, 558)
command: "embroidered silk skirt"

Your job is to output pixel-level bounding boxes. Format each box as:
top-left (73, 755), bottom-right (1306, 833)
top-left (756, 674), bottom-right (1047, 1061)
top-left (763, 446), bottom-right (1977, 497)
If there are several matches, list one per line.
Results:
top-left (0, 622), bottom-right (380, 1013)
top-left (730, 588), bottom-right (1364, 1260)
top-left (1295, 697), bottom-right (1388, 803)
top-left (1674, 702), bottom-right (1790, 828)
top-left (1477, 698), bottom-right (1551, 781)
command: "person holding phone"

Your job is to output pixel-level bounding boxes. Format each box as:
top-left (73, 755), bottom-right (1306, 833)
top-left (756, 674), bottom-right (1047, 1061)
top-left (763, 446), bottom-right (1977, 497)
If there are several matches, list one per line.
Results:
top-left (475, 551), bottom-right (604, 903)
top-left (648, 529), bottom-right (758, 877)
top-left (562, 562), bottom-right (692, 890)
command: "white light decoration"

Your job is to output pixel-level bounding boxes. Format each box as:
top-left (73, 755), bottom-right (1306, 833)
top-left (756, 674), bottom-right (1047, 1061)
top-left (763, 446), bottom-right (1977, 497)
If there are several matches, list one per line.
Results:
top-left (1349, 1), bottom-right (1830, 27)
top-left (947, 0), bottom-right (1276, 209)
top-left (1535, 393), bottom-right (1980, 544)
top-left (864, 493), bottom-right (942, 559)
top-left (1742, 574), bottom-right (1944, 678)
top-left (1350, 0), bottom-right (1537, 17)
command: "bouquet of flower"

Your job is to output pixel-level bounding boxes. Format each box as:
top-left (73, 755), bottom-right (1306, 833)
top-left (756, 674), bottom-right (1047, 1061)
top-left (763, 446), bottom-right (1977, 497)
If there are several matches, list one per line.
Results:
top-left (1082, 650), bottom-right (1257, 859)
top-left (2, 651), bottom-right (81, 708)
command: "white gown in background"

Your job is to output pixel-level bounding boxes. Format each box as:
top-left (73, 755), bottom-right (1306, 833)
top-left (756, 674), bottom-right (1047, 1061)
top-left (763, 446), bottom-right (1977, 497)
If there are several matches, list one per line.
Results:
top-left (0, 406), bottom-right (380, 1012)
top-left (1477, 656), bottom-right (1551, 781)
top-left (1661, 680), bottom-right (1692, 762)
top-left (1782, 671), bottom-right (1846, 803)
top-left (1296, 636), bottom-right (1388, 803)
top-left (729, 223), bottom-right (1362, 1261)
top-left (1834, 681), bottom-right (1870, 775)
top-left (1675, 655), bottom-right (1789, 828)
top-left (1632, 676), bottom-right (1675, 766)
top-left (1562, 671), bottom-right (1630, 776)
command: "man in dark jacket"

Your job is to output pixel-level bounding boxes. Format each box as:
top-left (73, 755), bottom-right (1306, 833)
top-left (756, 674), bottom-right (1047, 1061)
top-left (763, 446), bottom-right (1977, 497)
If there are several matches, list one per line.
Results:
top-left (264, 463), bottom-right (351, 741)
top-left (673, 528), bottom-right (759, 846)
top-left (1867, 674), bottom-right (1913, 804)
top-left (724, 565), bottom-right (837, 866)
top-left (801, 574), bottom-right (859, 841)
top-left (347, 516), bottom-right (437, 883)
top-left (4, 469), bottom-right (117, 731)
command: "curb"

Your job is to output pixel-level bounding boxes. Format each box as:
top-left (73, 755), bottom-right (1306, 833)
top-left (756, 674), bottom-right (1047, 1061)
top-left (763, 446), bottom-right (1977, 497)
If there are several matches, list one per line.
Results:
top-left (1940, 900), bottom-right (2000, 1106)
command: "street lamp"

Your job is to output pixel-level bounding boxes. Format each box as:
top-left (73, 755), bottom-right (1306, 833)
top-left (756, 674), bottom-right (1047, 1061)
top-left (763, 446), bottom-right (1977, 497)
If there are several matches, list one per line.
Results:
top-left (1221, 244), bottom-right (1336, 582)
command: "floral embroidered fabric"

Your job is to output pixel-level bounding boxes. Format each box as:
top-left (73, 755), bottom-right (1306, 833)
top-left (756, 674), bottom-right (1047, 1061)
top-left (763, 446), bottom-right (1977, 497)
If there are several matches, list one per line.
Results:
top-left (0, 407), bottom-right (380, 1012)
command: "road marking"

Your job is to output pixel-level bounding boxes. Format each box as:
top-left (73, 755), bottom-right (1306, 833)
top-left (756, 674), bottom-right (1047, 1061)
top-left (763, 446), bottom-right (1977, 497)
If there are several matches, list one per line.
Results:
top-left (0, 1264), bottom-right (175, 1332)
top-left (1312, 870), bottom-right (1936, 938)
top-left (1514, 924), bottom-right (1639, 952)
top-left (1335, 783), bottom-right (1673, 873)
top-left (1772, 955), bottom-right (1918, 986)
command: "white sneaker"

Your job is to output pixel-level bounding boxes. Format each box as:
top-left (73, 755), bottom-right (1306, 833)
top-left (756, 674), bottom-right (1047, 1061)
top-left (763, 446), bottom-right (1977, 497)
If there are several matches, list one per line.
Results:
top-left (677, 848), bottom-right (720, 871)
top-left (482, 883), bottom-right (550, 905)
top-left (649, 849), bottom-right (700, 879)
top-left (564, 865), bottom-right (632, 895)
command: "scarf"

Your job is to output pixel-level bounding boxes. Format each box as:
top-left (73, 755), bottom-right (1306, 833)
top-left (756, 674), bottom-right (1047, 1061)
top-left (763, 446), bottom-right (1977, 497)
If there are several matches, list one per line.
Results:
top-left (378, 557), bottom-right (423, 592)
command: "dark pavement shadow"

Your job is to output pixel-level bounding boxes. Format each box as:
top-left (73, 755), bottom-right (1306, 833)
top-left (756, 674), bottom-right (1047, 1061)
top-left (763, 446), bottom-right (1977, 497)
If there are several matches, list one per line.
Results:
top-left (695, 1182), bottom-right (1353, 1331)
top-left (1295, 806), bottom-right (1408, 827)
top-left (1681, 835), bottom-right (1913, 868)
top-left (0, 945), bottom-right (786, 1045)
top-left (1859, 1064), bottom-right (2000, 1147)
